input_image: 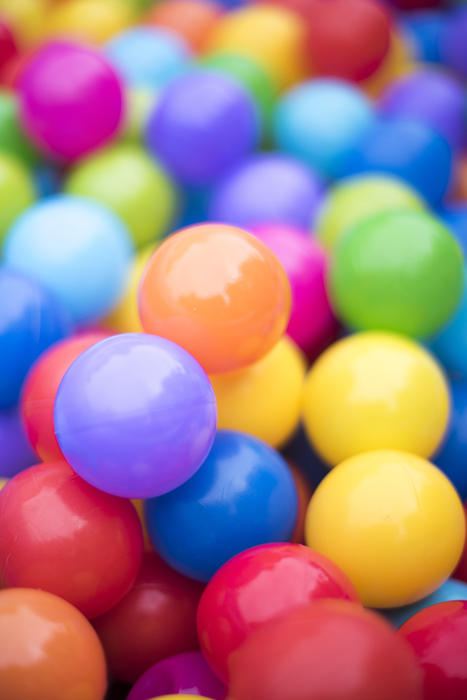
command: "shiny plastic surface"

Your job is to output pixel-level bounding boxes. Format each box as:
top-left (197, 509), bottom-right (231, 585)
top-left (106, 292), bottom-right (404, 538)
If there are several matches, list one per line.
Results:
top-left (104, 245), bottom-right (154, 333)
top-left (197, 542), bottom-right (360, 682)
top-left (384, 578), bottom-right (467, 628)
top-left (93, 552), bottom-right (203, 682)
top-left (305, 450), bottom-right (466, 608)
top-left (0, 407), bottom-right (36, 478)
top-left (139, 223), bottom-right (291, 374)
top-left (54, 333), bottom-right (217, 498)
top-left (0, 151), bottom-right (35, 242)
top-left (0, 461), bottom-right (143, 618)
top-left (145, 430), bottom-right (298, 581)
top-left (228, 600), bottom-right (422, 700)
top-left (0, 587), bottom-right (107, 700)
top-left (146, 0), bottom-right (222, 52)
top-left (330, 210), bottom-right (464, 338)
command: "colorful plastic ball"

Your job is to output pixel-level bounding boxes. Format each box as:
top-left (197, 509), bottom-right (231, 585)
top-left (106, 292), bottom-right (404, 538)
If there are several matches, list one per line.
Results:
top-left (0, 151), bottom-right (35, 243)
top-left (54, 333), bottom-right (217, 499)
top-left (343, 117), bottom-right (452, 205)
top-left (0, 0), bottom-right (48, 49)
top-left (127, 652), bottom-right (226, 700)
top-left (399, 601), bottom-right (467, 700)
top-left (105, 27), bottom-right (191, 89)
top-left (385, 578), bottom-right (467, 629)
top-left (0, 19), bottom-right (17, 71)
top-left (66, 144), bottom-right (177, 248)
top-left (274, 79), bottom-right (375, 179)
top-left (146, 70), bottom-right (259, 187)
top-left (93, 552), bottom-right (203, 682)
top-left (330, 210), bottom-right (464, 339)
top-left (316, 174), bottom-right (425, 251)
top-left (306, 450), bottom-right (466, 608)
top-left (21, 331), bottom-right (110, 462)
top-left (139, 223), bottom-right (291, 374)
top-left (206, 5), bottom-right (308, 90)
top-left (210, 337), bottom-right (305, 449)
top-left (145, 430), bottom-right (298, 582)
top-left (228, 600), bottom-right (423, 700)
top-left (0, 91), bottom-right (38, 165)
top-left (434, 380), bottom-right (467, 499)
top-left (0, 407), bottom-right (36, 478)
top-left (303, 332), bottom-right (450, 465)
top-left (402, 11), bottom-right (446, 64)
top-left (145, 0), bottom-right (222, 53)
top-left (441, 8), bottom-right (467, 77)
top-left (197, 543), bottom-right (360, 682)
top-left (104, 246), bottom-right (154, 333)
top-left (0, 587), bottom-right (107, 700)
top-left (19, 41), bottom-right (124, 161)
top-left (208, 154), bottom-right (323, 231)
top-left (45, 0), bottom-right (135, 45)
top-left (4, 195), bottom-right (133, 324)
top-left (0, 269), bottom-right (71, 409)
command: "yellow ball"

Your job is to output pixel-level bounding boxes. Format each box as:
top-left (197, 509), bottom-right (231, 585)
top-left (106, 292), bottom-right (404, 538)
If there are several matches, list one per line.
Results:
top-left (211, 336), bottom-right (306, 449)
top-left (103, 245), bottom-right (154, 332)
top-left (45, 0), bottom-right (135, 45)
top-left (305, 449), bottom-right (465, 608)
top-left (205, 5), bottom-right (308, 91)
top-left (0, 0), bottom-right (49, 47)
top-left (302, 331), bottom-right (449, 466)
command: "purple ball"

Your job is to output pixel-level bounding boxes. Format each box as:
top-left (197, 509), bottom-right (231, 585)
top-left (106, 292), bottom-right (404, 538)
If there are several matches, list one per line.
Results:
top-left (380, 68), bottom-right (466, 149)
top-left (127, 651), bottom-right (226, 700)
top-left (208, 154), bottom-right (324, 230)
top-left (54, 333), bottom-right (217, 499)
top-left (0, 408), bottom-right (36, 479)
top-left (442, 8), bottom-right (467, 78)
top-left (145, 70), bottom-right (259, 186)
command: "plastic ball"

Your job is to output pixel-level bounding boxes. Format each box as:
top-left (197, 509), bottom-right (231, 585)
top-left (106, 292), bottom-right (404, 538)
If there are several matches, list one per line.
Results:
top-left (127, 652), bottom-right (226, 700)
top-left (251, 224), bottom-right (337, 357)
top-left (0, 587), bottom-right (107, 700)
top-left (399, 601), bottom-right (467, 700)
top-left (402, 10), bottom-right (446, 63)
top-left (0, 151), bottom-right (35, 243)
top-left (228, 600), bottom-right (423, 700)
top-left (146, 70), bottom-right (259, 187)
top-left (45, 0), bottom-right (135, 45)
top-left (303, 332), bottom-right (450, 465)
top-left (54, 333), bottom-right (217, 499)
top-left (0, 407), bottom-right (36, 478)
top-left (66, 144), bottom-right (177, 248)
top-left (330, 210), bottom-right (464, 338)
top-left (385, 578), bottom-right (467, 629)
top-left (431, 280), bottom-right (467, 376)
top-left (434, 380), bottom-right (467, 499)
top-left (0, 0), bottom-right (48, 48)
top-left (343, 117), bottom-right (452, 205)
top-left (139, 223), bottom-right (291, 374)
top-left (208, 154), bottom-right (323, 231)
top-left (93, 552), bottom-right (203, 682)
top-left (145, 0), bottom-right (222, 52)
top-left (316, 174), bottom-right (425, 251)
top-left (305, 450), bottom-right (465, 608)
top-left (0, 269), bottom-right (71, 409)
top-left (274, 79), bottom-right (375, 179)
top-left (144, 430), bottom-right (298, 582)
top-left (103, 246), bottom-right (154, 333)
top-left (197, 543), bottom-right (360, 682)
top-left (0, 91), bottom-right (38, 165)
top-left (0, 19), bottom-right (17, 71)
top-left (206, 5), bottom-right (308, 90)
top-left (19, 41), bottom-right (124, 161)
top-left (0, 461), bottom-right (143, 618)
top-left (21, 331), bottom-right (110, 462)
top-left (105, 27), bottom-right (191, 89)
top-left (441, 8), bottom-right (467, 77)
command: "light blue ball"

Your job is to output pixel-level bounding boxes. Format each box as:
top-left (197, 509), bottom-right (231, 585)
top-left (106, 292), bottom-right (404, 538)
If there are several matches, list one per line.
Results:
top-left (431, 276), bottom-right (467, 377)
top-left (382, 578), bottom-right (467, 628)
top-left (274, 79), bottom-right (375, 179)
top-left (3, 195), bottom-right (133, 324)
top-left (105, 27), bottom-right (191, 89)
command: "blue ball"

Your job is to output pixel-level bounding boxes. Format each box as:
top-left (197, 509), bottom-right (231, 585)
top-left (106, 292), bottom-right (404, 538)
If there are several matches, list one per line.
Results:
top-left (144, 430), bottom-right (298, 581)
top-left (343, 117), bottom-right (452, 205)
top-left (431, 279), bottom-right (467, 377)
top-left (402, 11), bottom-right (446, 64)
top-left (434, 379), bottom-right (467, 499)
top-left (105, 27), bottom-right (191, 88)
top-left (3, 195), bottom-right (133, 324)
top-left (0, 269), bottom-right (71, 409)
top-left (274, 79), bottom-right (375, 179)
top-left (443, 204), bottom-right (467, 257)
top-left (382, 578), bottom-right (467, 628)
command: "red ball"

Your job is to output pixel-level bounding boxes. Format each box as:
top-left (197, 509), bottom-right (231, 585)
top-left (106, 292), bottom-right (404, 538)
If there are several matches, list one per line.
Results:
top-left (21, 331), bottom-right (110, 462)
top-left (93, 551), bottom-right (204, 683)
top-left (399, 601), bottom-right (467, 700)
top-left (454, 503), bottom-right (467, 583)
top-left (228, 600), bottom-right (423, 700)
top-left (0, 461), bottom-right (143, 619)
top-left (0, 20), bottom-right (18, 73)
top-left (197, 543), bottom-right (360, 682)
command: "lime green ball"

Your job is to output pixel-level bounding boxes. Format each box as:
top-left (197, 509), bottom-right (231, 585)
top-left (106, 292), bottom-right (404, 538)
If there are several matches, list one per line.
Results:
top-left (317, 175), bottom-right (426, 251)
top-left (0, 153), bottom-right (36, 244)
top-left (330, 210), bottom-right (464, 339)
top-left (66, 143), bottom-right (177, 248)
top-left (123, 88), bottom-right (158, 143)
top-left (0, 92), bottom-right (39, 166)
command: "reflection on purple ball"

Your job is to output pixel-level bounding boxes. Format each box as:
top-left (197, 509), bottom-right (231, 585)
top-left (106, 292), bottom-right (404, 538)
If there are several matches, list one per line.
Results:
top-left (0, 408), bottom-right (36, 478)
top-left (442, 9), bottom-right (467, 77)
top-left (208, 154), bottom-right (324, 230)
top-left (127, 651), bottom-right (226, 700)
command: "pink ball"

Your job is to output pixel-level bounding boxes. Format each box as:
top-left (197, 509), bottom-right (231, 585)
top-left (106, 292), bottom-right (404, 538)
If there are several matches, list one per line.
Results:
top-left (251, 224), bottom-right (339, 359)
top-left (19, 42), bottom-right (124, 162)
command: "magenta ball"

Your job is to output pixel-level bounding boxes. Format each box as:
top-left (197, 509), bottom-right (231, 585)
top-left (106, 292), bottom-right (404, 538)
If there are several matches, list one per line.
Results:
top-left (251, 224), bottom-right (338, 358)
top-left (19, 41), bottom-right (124, 161)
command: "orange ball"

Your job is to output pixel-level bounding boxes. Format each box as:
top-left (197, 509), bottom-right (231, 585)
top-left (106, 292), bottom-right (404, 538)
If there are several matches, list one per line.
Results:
top-left (139, 223), bottom-right (291, 374)
top-left (145, 0), bottom-right (222, 53)
top-left (0, 587), bottom-right (107, 700)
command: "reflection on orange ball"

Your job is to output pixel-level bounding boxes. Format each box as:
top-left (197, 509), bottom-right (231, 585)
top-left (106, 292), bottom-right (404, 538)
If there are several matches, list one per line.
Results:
top-left (139, 223), bottom-right (291, 374)
top-left (0, 587), bottom-right (107, 700)
top-left (145, 0), bottom-right (222, 52)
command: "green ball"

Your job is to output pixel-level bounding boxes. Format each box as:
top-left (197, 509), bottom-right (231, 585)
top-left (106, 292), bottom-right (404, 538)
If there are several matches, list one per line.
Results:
top-left (66, 143), bottom-right (177, 248)
top-left (0, 152), bottom-right (36, 245)
top-left (330, 210), bottom-right (464, 339)
top-left (0, 91), bottom-right (39, 166)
